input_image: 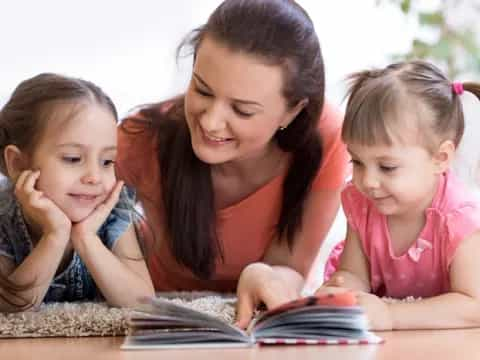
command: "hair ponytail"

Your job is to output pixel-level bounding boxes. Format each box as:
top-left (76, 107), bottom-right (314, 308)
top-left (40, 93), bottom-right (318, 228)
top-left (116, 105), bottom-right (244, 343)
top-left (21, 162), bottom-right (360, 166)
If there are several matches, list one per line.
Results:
top-left (463, 82), bottom-right (480, 101)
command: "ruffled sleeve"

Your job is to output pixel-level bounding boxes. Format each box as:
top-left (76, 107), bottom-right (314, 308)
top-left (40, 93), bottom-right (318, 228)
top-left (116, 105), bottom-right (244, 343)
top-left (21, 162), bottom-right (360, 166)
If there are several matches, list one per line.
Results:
top-left (445, 204), bottom-right (480, 266)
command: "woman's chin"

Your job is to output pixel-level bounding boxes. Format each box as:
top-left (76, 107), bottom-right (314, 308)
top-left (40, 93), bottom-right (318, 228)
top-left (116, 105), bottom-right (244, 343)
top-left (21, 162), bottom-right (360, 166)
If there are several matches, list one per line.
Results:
top-left (191, 143), bottom-right (233, 165)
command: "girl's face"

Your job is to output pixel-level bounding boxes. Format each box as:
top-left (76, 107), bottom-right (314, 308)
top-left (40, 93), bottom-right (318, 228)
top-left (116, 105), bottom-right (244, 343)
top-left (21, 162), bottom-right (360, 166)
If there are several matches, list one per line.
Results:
top-left (348, 137), bottom-right (442, 219)
top-left (184, 36), bottom-right (301, 166)
top-left (27, 102), bottom-right (117, 222)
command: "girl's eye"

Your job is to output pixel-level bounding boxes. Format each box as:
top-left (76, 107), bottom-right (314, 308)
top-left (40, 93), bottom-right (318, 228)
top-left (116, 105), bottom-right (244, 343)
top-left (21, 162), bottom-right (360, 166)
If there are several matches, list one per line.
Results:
top-left (194, 86), bottom-right (212, 97)
top-left (380, 165), bottom-right (397, 172)
top-left (62, 156), bottom-right (81, 164)
top-left (350, 159), bottom-right (362, 167)
top-left (233, 107), bottom-right (254, 118)
top-left (102, 159), bottom-right (115, 167)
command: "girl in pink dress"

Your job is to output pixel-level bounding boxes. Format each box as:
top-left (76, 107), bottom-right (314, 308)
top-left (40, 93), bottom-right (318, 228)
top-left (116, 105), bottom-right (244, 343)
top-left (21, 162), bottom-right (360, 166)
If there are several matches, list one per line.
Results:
top-left (316, 60), bottom-right (480, 330)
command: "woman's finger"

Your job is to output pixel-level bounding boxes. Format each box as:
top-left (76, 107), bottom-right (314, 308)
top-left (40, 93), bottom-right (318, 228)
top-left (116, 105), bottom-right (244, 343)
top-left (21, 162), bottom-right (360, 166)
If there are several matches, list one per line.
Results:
top-left (234, 293), bottom-right (255, 329)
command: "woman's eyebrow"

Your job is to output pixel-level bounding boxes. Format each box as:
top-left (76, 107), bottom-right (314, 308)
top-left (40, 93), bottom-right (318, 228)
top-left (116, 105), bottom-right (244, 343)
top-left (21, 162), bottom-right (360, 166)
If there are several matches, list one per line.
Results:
top-left (193, 73), bottom-right (263, 107)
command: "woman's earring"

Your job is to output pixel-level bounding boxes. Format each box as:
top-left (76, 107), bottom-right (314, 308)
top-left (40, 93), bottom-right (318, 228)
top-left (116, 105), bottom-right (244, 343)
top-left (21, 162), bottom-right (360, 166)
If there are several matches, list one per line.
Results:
top-left (279, 126), bottom-right (286, 131)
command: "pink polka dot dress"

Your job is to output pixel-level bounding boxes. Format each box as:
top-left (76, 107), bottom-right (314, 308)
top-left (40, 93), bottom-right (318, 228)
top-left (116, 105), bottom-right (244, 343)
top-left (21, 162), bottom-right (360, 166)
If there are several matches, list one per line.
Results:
top-left (342, 171), bottom-right (480, 298)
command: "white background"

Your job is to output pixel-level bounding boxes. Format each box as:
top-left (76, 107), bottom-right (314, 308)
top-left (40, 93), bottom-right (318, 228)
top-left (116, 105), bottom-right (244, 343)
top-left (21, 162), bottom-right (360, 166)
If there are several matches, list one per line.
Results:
top-left (1, 0), bottom-right (417, 114)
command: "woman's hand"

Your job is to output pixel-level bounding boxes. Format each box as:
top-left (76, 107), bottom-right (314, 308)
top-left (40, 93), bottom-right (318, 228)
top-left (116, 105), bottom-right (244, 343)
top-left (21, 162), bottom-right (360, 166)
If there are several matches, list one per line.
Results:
top-left (71, 181), bottom-right (124, 246)
top-left (15, 170), bottom-right (71, 238)
top-left (235, 262), bottom-right (298, 329)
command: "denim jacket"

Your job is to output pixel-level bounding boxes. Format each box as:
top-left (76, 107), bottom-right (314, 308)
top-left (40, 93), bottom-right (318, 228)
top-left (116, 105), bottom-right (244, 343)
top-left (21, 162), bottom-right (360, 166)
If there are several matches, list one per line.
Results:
top-left (0, 180), bottom-right (133, 302)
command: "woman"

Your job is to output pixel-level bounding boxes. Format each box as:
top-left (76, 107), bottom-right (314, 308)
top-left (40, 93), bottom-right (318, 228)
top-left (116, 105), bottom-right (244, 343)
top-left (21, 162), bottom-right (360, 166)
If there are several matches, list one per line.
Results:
top-left (117, 0), bottom-right (348, 327)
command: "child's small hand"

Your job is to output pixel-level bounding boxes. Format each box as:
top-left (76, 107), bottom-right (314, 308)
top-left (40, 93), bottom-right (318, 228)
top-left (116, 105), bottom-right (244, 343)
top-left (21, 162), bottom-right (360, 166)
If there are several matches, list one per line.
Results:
top-left (71, 181), bottom-right (123, 244)
top-left (322, 274), bottom-right (348, 288)
top-left (355, 292), bottom-right (393, 331)
top-left (235, 262), bottom-right (297, 329)
top-left (15, 170), bottom-right (71, 238)
top-left (314, 275), bottom-right (351, 296)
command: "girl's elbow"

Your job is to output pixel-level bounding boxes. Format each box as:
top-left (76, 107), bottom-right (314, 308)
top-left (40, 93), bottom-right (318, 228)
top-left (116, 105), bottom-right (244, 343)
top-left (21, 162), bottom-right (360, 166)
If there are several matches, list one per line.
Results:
top-left (106, 289), bottom-right (154, 308)
top-left (466, 300), bottom-right (480, 326)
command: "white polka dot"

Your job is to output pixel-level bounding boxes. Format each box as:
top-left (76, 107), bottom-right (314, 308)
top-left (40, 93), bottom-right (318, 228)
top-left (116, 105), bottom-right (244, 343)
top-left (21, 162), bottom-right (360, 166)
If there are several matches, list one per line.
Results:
top-left (400, 274), bottom-right (407, 280)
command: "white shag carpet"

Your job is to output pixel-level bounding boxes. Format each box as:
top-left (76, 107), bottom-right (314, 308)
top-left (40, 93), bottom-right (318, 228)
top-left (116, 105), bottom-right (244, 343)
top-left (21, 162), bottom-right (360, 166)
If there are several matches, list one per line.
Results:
top-left (0, 292), bottom-right (236, 338)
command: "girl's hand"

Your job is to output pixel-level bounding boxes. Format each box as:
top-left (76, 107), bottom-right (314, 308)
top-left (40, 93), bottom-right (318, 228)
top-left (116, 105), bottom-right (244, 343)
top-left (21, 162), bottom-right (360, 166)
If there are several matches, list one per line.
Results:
top-left (314, 275), bottom-right (351, 295)
top-left (235, 262), bottom-right (297, 329)
top-left (71, 181), bottom-right (124, 244)
top-left (15, 170), bottom-right (71, 238)
top-left (355, 292), bottom-right (393, 331)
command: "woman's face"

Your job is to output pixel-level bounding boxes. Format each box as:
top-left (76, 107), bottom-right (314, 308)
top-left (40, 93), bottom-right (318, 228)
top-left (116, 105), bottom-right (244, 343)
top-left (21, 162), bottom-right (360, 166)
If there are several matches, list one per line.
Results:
top-left (184, 36), bottom-right (301, 165)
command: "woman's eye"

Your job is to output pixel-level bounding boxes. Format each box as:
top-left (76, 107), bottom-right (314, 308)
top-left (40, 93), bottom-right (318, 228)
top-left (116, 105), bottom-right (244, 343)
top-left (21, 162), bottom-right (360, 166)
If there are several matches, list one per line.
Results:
top-left (62, 156), bottom-right (81, 164)
top-left (194, 87), bottom-right (212, 97)
top-left (350, 159), bottom-right (362, 167)
top-left (233, 107), bottom-right (254, 118)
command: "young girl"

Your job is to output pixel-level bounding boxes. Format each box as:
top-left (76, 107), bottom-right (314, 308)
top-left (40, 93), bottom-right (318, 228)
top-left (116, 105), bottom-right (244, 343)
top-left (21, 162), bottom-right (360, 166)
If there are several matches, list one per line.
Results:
top-left (0, 73), bottom-right (154, 312)
top-left (316, 60), bottom-right (480, 330)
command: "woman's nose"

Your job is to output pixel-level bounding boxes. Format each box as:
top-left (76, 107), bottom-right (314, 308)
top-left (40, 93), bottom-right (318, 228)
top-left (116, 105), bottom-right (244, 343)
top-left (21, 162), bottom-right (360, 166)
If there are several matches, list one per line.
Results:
top-left (200, 102), bottom-right (227, 132)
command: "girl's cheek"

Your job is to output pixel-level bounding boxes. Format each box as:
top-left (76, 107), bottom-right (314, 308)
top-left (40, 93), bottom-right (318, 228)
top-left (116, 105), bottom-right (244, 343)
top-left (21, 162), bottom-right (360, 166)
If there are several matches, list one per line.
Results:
top-left (107, 175), bottom-right (117, 192)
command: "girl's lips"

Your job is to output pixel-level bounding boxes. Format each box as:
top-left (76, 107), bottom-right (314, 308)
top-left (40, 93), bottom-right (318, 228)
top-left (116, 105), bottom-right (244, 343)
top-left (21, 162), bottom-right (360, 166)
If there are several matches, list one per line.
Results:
top-left (373, 195), bottom-right (390, 200)
top-left (69, 194), bottom-right (98, 200)
top-left (372, 195), bottom-right (393, 205)
top-left (68, 194), bottom-right (101, 205)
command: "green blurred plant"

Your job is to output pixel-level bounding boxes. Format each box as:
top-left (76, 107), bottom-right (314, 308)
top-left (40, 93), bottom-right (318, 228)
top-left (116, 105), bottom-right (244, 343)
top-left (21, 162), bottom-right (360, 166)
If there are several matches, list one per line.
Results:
top-left (380, 0), bottom-right (480, 79)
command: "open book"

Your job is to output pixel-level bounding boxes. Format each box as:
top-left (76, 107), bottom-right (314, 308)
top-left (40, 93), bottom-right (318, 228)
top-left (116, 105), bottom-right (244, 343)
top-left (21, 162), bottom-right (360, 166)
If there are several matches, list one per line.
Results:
top-left (121, 292), bottom-right (383, 349)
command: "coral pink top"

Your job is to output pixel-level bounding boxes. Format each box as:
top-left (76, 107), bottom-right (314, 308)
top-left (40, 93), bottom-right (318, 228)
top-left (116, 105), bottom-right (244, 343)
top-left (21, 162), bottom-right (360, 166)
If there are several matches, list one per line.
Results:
top-left (342, 171), bottom-right (480, 298)
top-left (117, 102), bottom-right (348, 291)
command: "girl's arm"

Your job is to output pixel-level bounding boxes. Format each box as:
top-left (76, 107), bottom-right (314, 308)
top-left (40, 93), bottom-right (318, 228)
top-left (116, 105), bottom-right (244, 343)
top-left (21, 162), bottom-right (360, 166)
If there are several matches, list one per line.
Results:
top-left (71, 181), bottom-right (154, 308)
top-left (0, 231), bottom-right (70, 312)
top-left (373, 230), bottom-right (480, 330)
top-left (0, 170), bottom-right (72, 312)
top-left (318, 224), bottom-right (371, 293)
top-left (72, 224), bottom-right (154, 308)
